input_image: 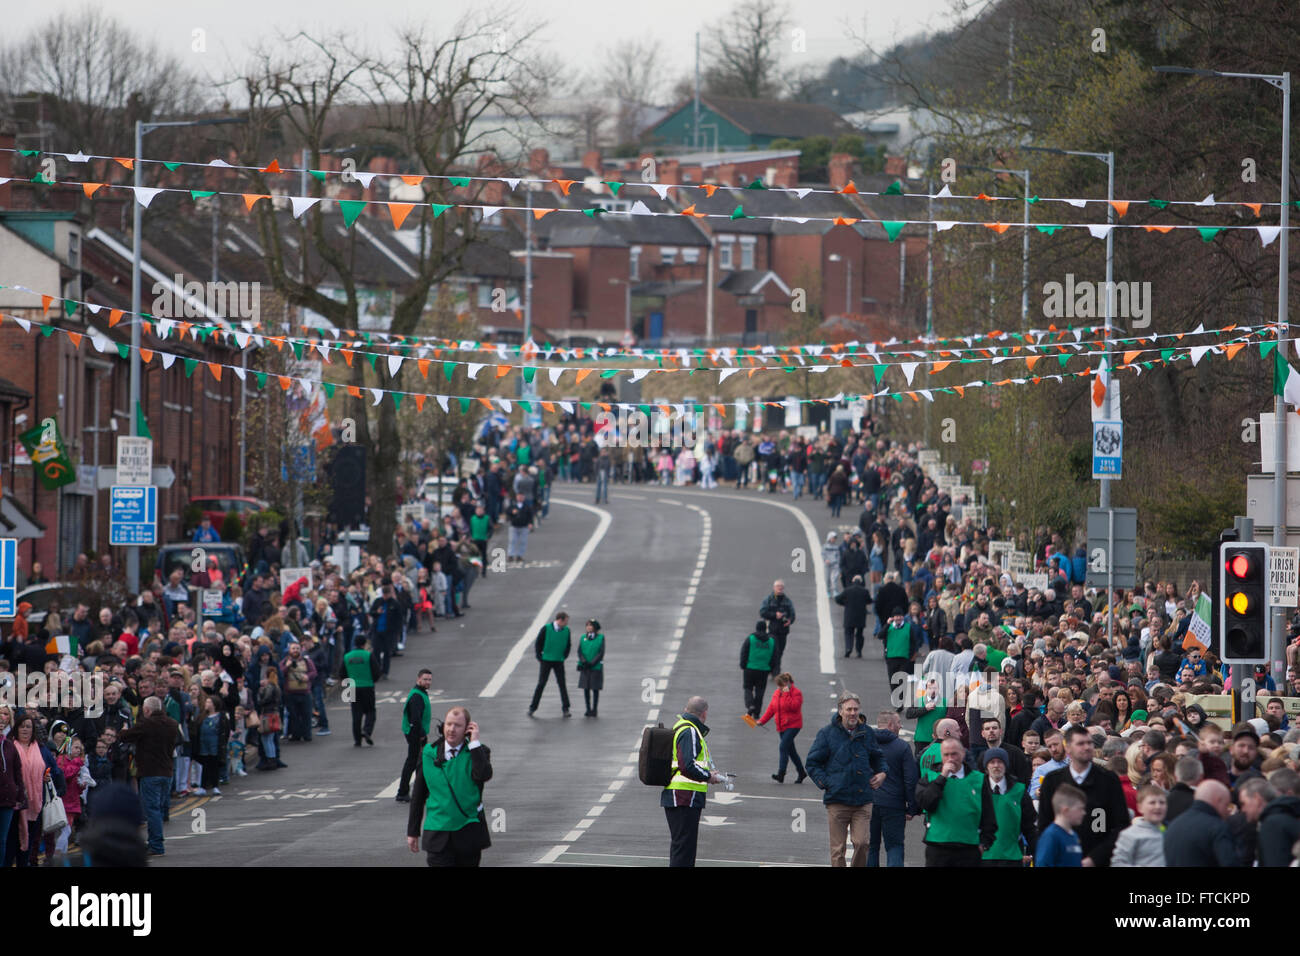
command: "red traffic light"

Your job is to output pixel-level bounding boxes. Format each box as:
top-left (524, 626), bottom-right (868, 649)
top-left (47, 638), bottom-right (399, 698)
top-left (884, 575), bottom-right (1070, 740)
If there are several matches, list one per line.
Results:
top-left (1226, 553), bottom-right (1254, 579)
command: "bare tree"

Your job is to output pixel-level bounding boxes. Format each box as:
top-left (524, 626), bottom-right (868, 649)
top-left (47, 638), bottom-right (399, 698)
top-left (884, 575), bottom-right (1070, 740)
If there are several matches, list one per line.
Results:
top-left (231, 14), bottom-right (553, 556)
top-left (0, 6), bottom-right (208, 156)
top-left (703, 0), bottom-right (790, 100)
top-left (600, 39), bottom-right (666, 143)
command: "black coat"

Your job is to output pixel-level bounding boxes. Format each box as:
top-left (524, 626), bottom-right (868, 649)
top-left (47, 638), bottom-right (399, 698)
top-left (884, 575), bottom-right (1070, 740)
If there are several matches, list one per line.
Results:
top-left (1036, 763), bottom-right (1130, 866)
top-left (1163, 800), bottom-right (1240, 867)
top-left (835, 584), bottom-right (872, 628)
top-left (874, 581), bottom-right (909, 621)
top-left (839, 548), bottom-right (867, 587)
top-left (1257, 795), bottom-right (1300, 867)
top-left (1164, 782), bottom-right (1196, 823)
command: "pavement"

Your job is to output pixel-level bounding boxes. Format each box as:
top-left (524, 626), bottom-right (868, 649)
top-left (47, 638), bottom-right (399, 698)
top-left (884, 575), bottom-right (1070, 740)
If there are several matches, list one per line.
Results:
top-left (151, 481), bottom-right (931, 867)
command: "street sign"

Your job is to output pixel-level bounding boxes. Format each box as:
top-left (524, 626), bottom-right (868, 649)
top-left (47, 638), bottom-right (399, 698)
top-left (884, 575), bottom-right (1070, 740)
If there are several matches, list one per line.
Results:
top-left (1092, 420), bottom-right (1123, 479)
top-left (97, 466), bottom-right (175, 489)
top-left (116, 436), bottom-right (153, 485)
top-left (1086, 507), bottom-right (1138, 589)
top-left (952, 484), bottom-right (976, 503)
top-left (109, 486), bottom-right (157, 546)
top-left (1269, 546), bottom-right (1299, 607)
top-left (0, 537), bottom-right (16, 619)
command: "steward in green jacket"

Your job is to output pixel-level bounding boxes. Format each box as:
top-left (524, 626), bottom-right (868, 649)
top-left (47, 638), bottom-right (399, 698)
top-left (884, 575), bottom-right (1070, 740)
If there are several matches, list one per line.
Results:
top-left (740, 620), bottom-right (777, 719)
top-left (406, 706), bottom-right (493, 867)
top-left (916, 738), bottom-right (997, 867)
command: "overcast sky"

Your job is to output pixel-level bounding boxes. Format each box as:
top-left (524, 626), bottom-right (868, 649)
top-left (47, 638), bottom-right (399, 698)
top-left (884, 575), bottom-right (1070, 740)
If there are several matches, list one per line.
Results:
top-left (9, 0), bottom-right (971, 97)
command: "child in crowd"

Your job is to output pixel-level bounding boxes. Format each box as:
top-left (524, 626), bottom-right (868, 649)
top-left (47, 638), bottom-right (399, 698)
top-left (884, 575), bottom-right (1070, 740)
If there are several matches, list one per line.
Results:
top-left (1035, 783), bottom-right (1085, 866)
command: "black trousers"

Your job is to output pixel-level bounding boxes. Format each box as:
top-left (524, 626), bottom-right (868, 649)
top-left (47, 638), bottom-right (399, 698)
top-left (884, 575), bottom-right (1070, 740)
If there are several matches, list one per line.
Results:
top-left (742, 670), bottom-right (768, 717)
top-left (665, 806), bottom-right (703, 867)
top-left (885, 657), bottom-right (913, 698)
top-left (423, 826), bottom-right (485, 867)
top-left (771, 631), bottom-right (788, 670)
top-left (530, 661), bottom-right (570, 712)
top-left (351, 687), bottom-right (376, 743)
top-left (398, 733), bottom-right (425, 797)
top-left (377, 630), bottom-right (399, 676)
top-left (844, 625), bottom-right (865, 655)
top-left (925, 843), bottom-right (983, 867)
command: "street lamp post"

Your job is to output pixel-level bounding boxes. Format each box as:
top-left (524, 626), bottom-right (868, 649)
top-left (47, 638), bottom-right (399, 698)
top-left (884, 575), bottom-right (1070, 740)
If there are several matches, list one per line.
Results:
top-left (1155, 65), bottom-right (1292, 678)
top-left (128, 115), bottom-right (243, 595)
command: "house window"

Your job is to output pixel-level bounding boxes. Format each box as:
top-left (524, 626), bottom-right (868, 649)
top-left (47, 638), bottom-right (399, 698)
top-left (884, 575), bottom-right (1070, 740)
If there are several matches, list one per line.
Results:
top-left (660, 247), bottom-right (678, 265)
top-left (593, 198), bottom-right (631, 213)
top-left (740, 240), bottom-right (755, 270)
top-left (682, 248), bottom-right (700, 264)
top-left (629, 246), bottom-right (641, 280)
top-left (718, 242), bottom-right (733, 270)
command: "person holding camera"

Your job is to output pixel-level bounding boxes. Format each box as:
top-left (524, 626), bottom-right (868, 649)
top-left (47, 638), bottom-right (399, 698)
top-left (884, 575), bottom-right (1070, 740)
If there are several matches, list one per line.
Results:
top-left (759, 581), bottom-right (796, 673)
top-left (406, 707), bottom-right (493, 867)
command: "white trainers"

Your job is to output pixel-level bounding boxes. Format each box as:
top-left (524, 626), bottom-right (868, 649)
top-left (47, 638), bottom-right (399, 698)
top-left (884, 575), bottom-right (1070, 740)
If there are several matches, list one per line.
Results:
top-left (212, 788), bottom-right (221, 795)
top-left (193, 788), bottom-right (207, 796)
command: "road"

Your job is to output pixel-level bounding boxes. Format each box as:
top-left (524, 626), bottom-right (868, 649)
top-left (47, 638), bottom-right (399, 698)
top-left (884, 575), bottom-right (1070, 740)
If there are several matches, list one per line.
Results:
top-left (153, 483), bottom-right (931, 866)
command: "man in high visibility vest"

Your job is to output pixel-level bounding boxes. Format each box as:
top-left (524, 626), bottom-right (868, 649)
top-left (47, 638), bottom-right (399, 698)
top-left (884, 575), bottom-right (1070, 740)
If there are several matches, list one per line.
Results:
top-left (661, 696), bottom-right (725, 867)
top-left (396, 668), bottom-right (435, 803)
top-left (406, 706), bottom-right (493, 867)
top-left (342, 635), bottom-right (381, 746)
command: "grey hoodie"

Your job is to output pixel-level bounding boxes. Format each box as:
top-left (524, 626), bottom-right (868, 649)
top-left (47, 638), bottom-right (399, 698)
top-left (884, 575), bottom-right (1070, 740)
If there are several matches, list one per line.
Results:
top-left (1111, 815), bottom-right (1166, 867)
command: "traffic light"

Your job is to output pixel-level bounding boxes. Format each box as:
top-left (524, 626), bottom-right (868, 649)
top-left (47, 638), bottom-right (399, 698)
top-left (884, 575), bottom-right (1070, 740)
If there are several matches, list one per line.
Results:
top-left (1219, 541), bottom-right (1268, 664)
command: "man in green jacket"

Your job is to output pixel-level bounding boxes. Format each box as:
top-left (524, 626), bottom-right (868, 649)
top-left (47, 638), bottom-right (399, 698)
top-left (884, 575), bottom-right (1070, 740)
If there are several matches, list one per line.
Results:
top-left (528, 611), bottom-right (572, 717)
top-left (343, 635), bottom-right (381, 746)
top-left (396, 668), bottom-right (435, 803)
top-left (916, 737), bottom-right (997, 866)
top-left (470, 502), bottom-right (493, 571)
top-left (739, 620), bottom-right (776, 719)
top-left (406, 706), bottom-right (493, 867)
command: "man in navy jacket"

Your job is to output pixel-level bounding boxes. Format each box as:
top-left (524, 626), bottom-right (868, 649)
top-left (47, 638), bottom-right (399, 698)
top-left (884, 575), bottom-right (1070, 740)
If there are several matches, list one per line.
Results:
top-left (806, 691), bottom-right (887, 867)
top-left (867, 709), bottom-right (918, 867)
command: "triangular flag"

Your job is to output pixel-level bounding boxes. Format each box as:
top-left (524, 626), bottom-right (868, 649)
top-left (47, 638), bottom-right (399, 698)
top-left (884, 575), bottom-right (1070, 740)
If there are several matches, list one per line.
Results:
top-left (132, 186), bottom-right (164, 208)
top-left (838, 180), bottom-right (857, 194)
top-left (242, 193), bottom-right (270, 211)
top-left (1108, 200), bottom-right (1129, 217)
top-left (82, 182), bottom-right (103, 198)
top-left (291, 196), bottom-right (321, 219)
top-left (882, 221), bottom-right (904, 242)
top-left (1087, 224), bottom-right (1113, 239)
top-left (388, 203), bottom-right (415, 229)
top-left (1197, 227), bottom-right (1221, 243)
top-left (136, 401), bottom-right (151, 439)
top-left (1036, 225), bottom-right (1062, 235)
top-left (262, 159), bottom-right (282, 174)
top-left (883, 180), bottom-right (903, 195)
top-left (431, 203), bottom-right (453, 218)
top-left (338, 200), bottom-right (367, 228)
top-left (1258, 226), bottom-right (1282, 247)
top-left (984, 222), bottom-right (1009, 234)
top-left (1242, 202), bottom-right (1262, 216)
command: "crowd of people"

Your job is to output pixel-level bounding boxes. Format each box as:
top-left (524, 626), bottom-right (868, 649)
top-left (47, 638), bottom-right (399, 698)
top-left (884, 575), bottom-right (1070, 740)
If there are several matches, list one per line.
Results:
top-left (5, 407), bottom-right (1300, 868)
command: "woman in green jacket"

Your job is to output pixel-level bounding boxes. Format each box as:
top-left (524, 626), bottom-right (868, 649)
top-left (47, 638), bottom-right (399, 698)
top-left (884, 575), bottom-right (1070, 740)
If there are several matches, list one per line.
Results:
top-left (577, 619), bottom-right (606, 717)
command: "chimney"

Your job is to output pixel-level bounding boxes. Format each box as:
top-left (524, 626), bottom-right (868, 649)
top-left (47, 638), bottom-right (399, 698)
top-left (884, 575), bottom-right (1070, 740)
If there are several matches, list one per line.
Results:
top-left (883, 155), bottom-right (907, 177)
top-left (0, 131), bottom-right (12, 207)
top-left (773, 165), bottom-right (797, 189)
top-left (716, 164), bottom-right (736, 187)
top-left (582, 149), bottom-right (602, 176)
top-left (529, 148), bottom-right (550, 175)
top-left (479, 152), bottom-right (504, 205)
top-left (658, 159), bottom-right (680, 186)
top-left (828, 153), bottom-right (855, 192)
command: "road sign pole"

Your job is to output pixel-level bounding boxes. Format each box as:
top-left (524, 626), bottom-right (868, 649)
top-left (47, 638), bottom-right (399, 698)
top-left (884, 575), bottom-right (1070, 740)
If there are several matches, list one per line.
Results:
top-left (1107, 508), bottom-right (1115, 649)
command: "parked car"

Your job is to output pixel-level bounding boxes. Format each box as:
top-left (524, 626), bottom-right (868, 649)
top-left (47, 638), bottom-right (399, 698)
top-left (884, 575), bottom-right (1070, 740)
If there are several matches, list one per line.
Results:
top-left (14, 583), bottom-right (104, 627)
top-left (189, 495), bottom-right (269, 531)
top-left (153, 541), bottom-right (247, 586)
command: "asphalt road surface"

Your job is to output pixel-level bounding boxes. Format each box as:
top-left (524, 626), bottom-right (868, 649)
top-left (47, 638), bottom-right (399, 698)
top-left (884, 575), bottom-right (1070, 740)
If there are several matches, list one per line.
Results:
top-left (153, 483), bottom-right (931, 867)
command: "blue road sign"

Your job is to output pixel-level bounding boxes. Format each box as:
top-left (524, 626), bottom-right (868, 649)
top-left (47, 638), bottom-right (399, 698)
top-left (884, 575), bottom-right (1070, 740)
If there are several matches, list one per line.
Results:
top-left (110, 485), bottom-right (157, 546)
top-left (1092, 420), bottom-right (1123, 480)
top-left (0, 537), bottom-right (16, 618)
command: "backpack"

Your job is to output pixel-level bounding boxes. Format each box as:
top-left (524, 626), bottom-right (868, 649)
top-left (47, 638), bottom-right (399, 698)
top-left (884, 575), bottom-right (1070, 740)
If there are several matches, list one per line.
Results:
top-left (638, 723), bottom-right (676, 787)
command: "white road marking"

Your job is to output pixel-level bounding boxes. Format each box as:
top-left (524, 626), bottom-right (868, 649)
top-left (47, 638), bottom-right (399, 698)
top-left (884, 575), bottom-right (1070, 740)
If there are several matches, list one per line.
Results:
top-left (375, 778), bottom-right (400, 799)
top-left (617, 766), bottom-right (633, 778)
top-left (598, 792), bottom-right (616, 803)
top-left (480, 498), bottom-right (613, 697)
top-left (656, 678), bottom-right (669, 689)
top-left (700, 816), bottom-right (732, 826)
top-left (563, 830), bottom-right (584, 842)
top-left (586, 805), bottom-right (605, 817)
top-left (575, 819), bottom-right (594, 829)
top-left (608, 780), bottom-right (625, 791)
top-left (610, 493), bottom-right (646, 500)
top-left (647, 708), bottom-right (659, 721)
top-left (536, 844), bottom-right (569, 864)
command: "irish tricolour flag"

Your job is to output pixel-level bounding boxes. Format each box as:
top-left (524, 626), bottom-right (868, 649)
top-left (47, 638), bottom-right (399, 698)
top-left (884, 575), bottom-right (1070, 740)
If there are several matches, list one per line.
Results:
top-left (45, 635), bottom-right (78, 657)
top-left (1185, 592), bottom-right (1212, 655)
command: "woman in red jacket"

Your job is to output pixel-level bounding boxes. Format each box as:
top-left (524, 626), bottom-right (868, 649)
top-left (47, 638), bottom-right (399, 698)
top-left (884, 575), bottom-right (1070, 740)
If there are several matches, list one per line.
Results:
top-left (757, 672), bottom-right (806, 783)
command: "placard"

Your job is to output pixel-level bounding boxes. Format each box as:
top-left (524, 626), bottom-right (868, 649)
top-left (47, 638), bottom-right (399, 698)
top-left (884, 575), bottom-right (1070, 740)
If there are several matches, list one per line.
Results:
top-left (1008, 551), bottom-right (1032, 576)
top-left (201, 589), bottom-right (225, 615)
top-left (1269, 546), bottom-right (1299, 607)
top-left (116, 436), bottom-right (153, 486)
top-left (988, 541), bottom-right (1013, 569)
top-left (280, 567), bottom-right (312, 594)
top-left (952, 484), bottom-right (976, 503)
top-left (1020, 572), bottom-right (1050, 591)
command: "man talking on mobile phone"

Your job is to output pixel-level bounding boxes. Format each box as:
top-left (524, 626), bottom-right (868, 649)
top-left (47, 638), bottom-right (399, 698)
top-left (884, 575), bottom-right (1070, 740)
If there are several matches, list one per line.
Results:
top-left (406, 707), bottom-right (494, 867)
